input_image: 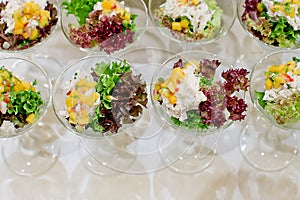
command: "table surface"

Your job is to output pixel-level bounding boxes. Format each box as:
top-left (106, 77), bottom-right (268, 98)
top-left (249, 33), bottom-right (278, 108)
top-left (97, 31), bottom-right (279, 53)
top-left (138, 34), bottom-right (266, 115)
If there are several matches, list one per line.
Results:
top-left (0, 2), bottom-right (300, 200)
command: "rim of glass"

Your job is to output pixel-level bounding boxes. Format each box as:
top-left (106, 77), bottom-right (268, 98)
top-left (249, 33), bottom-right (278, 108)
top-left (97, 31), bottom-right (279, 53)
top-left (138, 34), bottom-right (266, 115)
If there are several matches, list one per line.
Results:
top-left (0, 56), bottom-right (52, 138)
top-left (148, 0), bottom-right (237, 45)
top-left (52, 54), bottom-right (148, 139)
top-left (150, 50), bottom-right (238, 135)
top-left (0, 0), bottom-right (60, 54)
top-left (60, 0), bottom-right (149, 54)
top-left (249, 50), bottom-right (300, 131)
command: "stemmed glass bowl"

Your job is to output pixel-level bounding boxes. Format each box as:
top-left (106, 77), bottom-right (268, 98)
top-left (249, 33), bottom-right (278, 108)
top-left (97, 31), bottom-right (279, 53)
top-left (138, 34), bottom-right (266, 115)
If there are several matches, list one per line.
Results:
top-left (0, 0), bottom-right (59, 53)
top-left (150, 50), bottom-right (250, 173)
top-left (60, 0), bottom-right (148, 55)
top-left (240, 50), bottom-right (300, 171)
top-left (52, 55), bottom-right (149, 174)
top-left (148, 0), bottom-right (236, 46)
top-left (237, 0), bottom-right (300, 51)
top-left (0, 0), bottom-right (61, 81)
top-left (0, 56), bottom-right (58, 176)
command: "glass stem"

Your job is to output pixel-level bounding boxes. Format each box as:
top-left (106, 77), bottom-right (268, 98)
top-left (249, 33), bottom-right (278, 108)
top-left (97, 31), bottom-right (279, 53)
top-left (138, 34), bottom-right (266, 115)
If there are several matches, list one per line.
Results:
top-left (259, 130), bottom-right (280, 153)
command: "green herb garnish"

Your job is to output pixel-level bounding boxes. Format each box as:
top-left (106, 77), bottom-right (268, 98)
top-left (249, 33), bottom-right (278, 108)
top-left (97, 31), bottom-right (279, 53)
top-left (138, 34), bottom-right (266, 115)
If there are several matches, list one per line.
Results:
top-left (62, 0), bottom-right (99, 25)
top-left (171, 110), bottom-right (208, 130)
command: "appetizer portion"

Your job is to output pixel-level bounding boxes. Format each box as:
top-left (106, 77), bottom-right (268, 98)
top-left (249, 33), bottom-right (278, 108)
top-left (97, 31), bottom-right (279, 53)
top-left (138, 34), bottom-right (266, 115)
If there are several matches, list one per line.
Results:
top-left (61, 59), bottom-right (148, 135)
top-left (0, 0), bottom-right (58, 50)
top-left (255, 57), bottom-right (300, 124)
top-left (155, 0), bottom-right (222, 42)
top-left (62, 0), bottom-right (138, 54)
top-left (153, 58), bottom-right (249, 132)
top-left (241, 0), bottom-right (300, 48)
top-left (0, 66), bottom-right (43, 130)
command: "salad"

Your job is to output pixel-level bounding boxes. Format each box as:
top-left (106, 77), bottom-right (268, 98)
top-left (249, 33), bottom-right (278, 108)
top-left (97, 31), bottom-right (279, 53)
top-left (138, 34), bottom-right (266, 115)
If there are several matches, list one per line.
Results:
top-left (0, 66), bottom-right (43, 130)
top-left (241, 0), bottom-right (300, 48)
top-left (0, 0), bottom-right (58, 51)
top-left (153, 58), bottom-right (249, 131)
top-left (62, 0), bottom-right (138, 54)
top-left (62, 59), bottom-right (148, 134)
top-left (255, 57), bottom-right (300, 125)
top-left (155, 0), bottom-right (223, 42)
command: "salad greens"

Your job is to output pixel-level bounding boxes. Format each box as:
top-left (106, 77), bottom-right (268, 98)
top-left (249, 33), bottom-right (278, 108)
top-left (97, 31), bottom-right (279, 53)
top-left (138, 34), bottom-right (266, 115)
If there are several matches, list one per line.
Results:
top-left (171, 110), bottom-right (209, 130)
top-left (62, 0), bottom-right (99, 25)
top-left (93, 60), bottom-right (130, 109)
top-left (0, 66), bottom-right (43, 128)
top-left (63, 0), bottom-right (138, 54)
top-left (255, 56), bottom-right (300, 125)
top-left (156, 0), bottom-right (223, 42)
top-left (242, 0), bottom-right (300, 48)
top-left (153, 58), bottom-right (249, 132)
top-left (65, 60), bottom-right (147, 134)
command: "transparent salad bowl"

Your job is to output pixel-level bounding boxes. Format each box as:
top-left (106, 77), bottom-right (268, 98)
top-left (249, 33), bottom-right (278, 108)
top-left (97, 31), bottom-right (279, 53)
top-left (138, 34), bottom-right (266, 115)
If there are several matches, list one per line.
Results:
top-left (150, 50), bottom-right (249, 173)
top-left (237, 0), bottom-right (300, 50)
top-left (151, 51), bottom-right (249, 135)
top-left (53, 55), bottom-right (148, 138)
top-left (249, 51), bottom-right (300, 130)
top-left (60, 0), bottom-right (148, 55)
top-left (0, 56), bottom-right (59, 176)
top-left (52, 55), bottom-right (149, 175)
top-left (148, 0), bottom-right (236, 45)
top-left (0, 0), bottom-right (59, 53)
top-left (240, 50), bottom-right (300, 171)
top-left (0, 57), bottom-right (52, 138)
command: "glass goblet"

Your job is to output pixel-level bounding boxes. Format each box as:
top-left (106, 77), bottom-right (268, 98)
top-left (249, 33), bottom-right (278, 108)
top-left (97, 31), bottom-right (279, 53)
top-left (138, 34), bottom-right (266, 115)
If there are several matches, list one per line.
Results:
top-left (240, 50), bottom-right (300, 171)
top-left (0, 0), bottom-right (61, 82)
top-left (148, 0), bottom-right (236, 50)
top-left (0, 56), bottom-right (59, 176)
top-left (151, 50), bottom-right (250, 173)
top-left (52, 55), bottom-right (149, 175)
top-left (237, 0), bottom-right (300, 52)
top-left (60, 0), bottom-right (148, 55)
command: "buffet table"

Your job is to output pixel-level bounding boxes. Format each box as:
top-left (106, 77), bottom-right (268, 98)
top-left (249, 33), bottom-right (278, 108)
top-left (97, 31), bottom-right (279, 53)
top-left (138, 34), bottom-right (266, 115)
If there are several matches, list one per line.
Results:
top-left (0, 4), bottom-right (300, 199)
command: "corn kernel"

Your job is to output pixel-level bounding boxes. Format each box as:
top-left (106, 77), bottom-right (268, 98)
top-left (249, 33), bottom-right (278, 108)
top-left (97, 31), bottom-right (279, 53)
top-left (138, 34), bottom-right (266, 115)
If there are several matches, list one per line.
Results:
top-left (29, 28), bottom-right (39, 40)
top-left (122, 12), bottom-right (131, 22)
top-left (265, 78), bottom-right (273, 90)
top-left (66, 97), bottom-right (78, 108)
top-left (180, 19), bottom-right (189, 29)
top-left (274, 75), bottom-right (285, 84)
top-left (26, 113), bottom-right (36, 124)
top-left (69, 112), bottom-right (78, 124)
top-left (21, 81), bottom-right (31, 91)
top-left (155, 83), bottom-right (161, 91)
top-left (102, 0), bottom-right (114, 10)
top-left (191, 0), bottom-right (199, 5)
top-left (169, 94), bottom-right (177, 105)
top-left (172, 22), bottom-right (182, 31)
top-left (285, 61), bottom-right (296, 71)
top-left (14, 83), bottom-right (24, 92)
top-left (278, 64), bottom-right (287, 74)
top-left (163, 91), bottom-right (171, 98)
top-left (13, 28), bottom-right (23, 35)
top-left (257, 3), bottom-right (264, 12)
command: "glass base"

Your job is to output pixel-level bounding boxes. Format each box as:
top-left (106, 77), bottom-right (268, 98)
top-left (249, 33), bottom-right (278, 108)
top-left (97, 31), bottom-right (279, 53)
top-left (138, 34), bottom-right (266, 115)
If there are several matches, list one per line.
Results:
top-left (2, 123), bottom-right (60, 176)
top-left (79, 141), bottom-right (120, 176)
top-left (80, 136), bottom-right (137, 174)
top-left (159, 133), bottom-right (220, 174)
top-left (240, 125), bottom-right (298, 172)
